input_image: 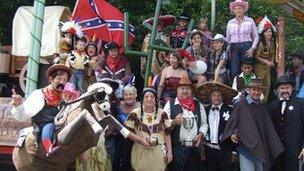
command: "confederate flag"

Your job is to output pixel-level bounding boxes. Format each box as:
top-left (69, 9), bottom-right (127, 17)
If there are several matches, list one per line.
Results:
top-left (72, 0), bottom-right (136, 47)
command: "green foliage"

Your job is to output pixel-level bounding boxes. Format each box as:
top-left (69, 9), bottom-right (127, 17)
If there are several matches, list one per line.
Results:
top-left (0, 0), bottom-right (303, 55)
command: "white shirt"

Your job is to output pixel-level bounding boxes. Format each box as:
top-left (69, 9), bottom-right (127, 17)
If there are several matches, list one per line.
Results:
top-left (164, 98), bottom-right (208, 142)
top-left (208, 104), bottom-right (222, 144)
top-left (11, 89), bottom-right (45, 121)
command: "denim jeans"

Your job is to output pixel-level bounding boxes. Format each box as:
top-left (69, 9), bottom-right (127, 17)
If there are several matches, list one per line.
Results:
top-left (230, 41), bottom-right (253, 80)
top-left (69, 70), bottom-right (85, 94)
top-left (238, 144), bottom-right (263, 171)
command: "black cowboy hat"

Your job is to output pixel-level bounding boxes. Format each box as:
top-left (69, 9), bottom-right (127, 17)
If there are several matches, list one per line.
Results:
top-left (275, 75), bottom-right (295, 88)
top-left (178, 13), bottom-right (189, 21)
top-left (104, 42), bottom-right (119, 50)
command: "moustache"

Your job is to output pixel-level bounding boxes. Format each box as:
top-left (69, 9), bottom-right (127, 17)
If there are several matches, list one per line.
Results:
top-left (56, 84), bottom-right (64, 91)
top-left (281, 92), bottom-right (290, 96)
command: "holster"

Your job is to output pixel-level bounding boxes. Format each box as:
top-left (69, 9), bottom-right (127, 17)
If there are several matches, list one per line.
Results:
top-left (16, 127), bottom-right (34, 148)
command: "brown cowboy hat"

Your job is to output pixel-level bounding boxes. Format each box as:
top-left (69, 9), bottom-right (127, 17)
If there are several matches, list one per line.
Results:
top-left (46, 64), bottom-right (71, 79)
top-left (178, 76), bottom-right (194, 89)
top-left (143, 15), bottom-right (176, 28)
top-left (196, 82), bottom-right (238, 101)
top-left (245, 78), bottom-right (266, 89)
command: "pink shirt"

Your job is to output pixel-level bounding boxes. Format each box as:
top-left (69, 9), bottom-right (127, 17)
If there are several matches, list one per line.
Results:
top-left (226, 16), bottom-right (259, 49)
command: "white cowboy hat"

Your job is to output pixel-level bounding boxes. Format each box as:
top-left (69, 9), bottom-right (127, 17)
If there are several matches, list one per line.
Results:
top-left (212, 34), bottom-right (227, 42)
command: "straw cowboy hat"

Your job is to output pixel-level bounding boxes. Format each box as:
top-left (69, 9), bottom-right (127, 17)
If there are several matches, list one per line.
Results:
top-left (196, 82), bottom-right (238, 101)
top-left (46, 64), bottom-right (71, 79)
top-left (143, 15), bottom-right (176, 28)
top-left (230, 0), bottom-right (249, 12)
top-left (245, 78), bottom-right (267, 89)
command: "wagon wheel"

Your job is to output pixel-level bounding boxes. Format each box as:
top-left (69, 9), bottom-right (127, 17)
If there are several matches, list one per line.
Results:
top-left (19, 59), bottom-right (50, 93)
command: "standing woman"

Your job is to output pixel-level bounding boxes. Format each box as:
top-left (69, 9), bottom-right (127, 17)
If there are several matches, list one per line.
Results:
top-left (125, 87), bottom-right (173, 171)
top-left (226, 0), bottom-right (259, 81)
top-left (254, 16), bottom-right (276, 102)
top-left (158, 51), bottom-right (188, 106)
top-left (113, 84), bottom-right (140, 171)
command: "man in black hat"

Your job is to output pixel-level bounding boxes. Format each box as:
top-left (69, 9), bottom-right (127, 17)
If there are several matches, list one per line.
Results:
top-left (170, 13), bottom-right (189, 48)
top-left (287, 52), bottom-right (304, 92)
top-left (222, 78), bottom-right (284, 171)
top-left (268, 75), bottom-right (304, 171)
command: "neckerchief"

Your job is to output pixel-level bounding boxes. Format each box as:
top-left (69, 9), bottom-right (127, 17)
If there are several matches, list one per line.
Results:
top-left (43, 86), bottom-right (62, 107)
top-left (243, 73), bottom-right (253, 85)
top-left (107, 55), bottom-right (121, 71)
top-left (177, 96), bottom-right (195, 112)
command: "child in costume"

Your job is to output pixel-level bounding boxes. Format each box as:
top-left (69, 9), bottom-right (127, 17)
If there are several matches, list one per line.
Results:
top-left (41, 82), bottom-right (80, 156)
top-left (170, 13), bottom-right (189, 48)
top-left (66, 37), bottom-right (90, 94)
top-left (206, 34), bottom-right (229, 84)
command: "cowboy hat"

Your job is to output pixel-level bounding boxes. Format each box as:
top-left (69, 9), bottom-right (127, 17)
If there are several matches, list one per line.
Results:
top-left (104, 42), bottom-right (119, 50)
top-left (46, 64), bottom-right (71, 79)
top-left (178, 13), bottom-right (189, 21)
top-left (97, 78), bottom-right (121, 91)
top-left (177, 76), bottom-right (194, 89)
top-left (274, 75), bottom-right (295, 88)
top-left (143, 15), bottom-right (176, 28)
top-left (212, 34), bottom-right (227, 42)
top-left (189, 29), bottom-right (204, 40)
top-left (246, 78), bottom-right (267, 89)
top-left (196, 82), bottom-right (238, 101)
top-left (290, 52), bottom-right (304, 60)
top-left (230, 0), bottom-right (249, 12)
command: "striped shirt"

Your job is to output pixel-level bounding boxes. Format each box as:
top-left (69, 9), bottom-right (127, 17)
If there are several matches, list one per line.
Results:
top-left (226, 16), bottom-right (259, 49)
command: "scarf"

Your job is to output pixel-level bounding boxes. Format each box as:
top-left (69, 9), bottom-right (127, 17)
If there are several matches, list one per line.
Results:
top-left (243, 73), bottom-right (253, 85)
top-left (177, 96), bottom-right (195, 112)
top-left (43, 86), bottom-right (62, 107)
top-left (106, 55), bottom-right (121, 71)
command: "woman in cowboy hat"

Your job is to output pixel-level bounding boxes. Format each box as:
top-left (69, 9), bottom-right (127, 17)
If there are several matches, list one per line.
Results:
top-left (198, 82), bottom-right (238, 171)
top-left (226, 0), bottom-right (259, 81)
top-left (11, 64), bottom-right (71, 156)
top-left (185, 29), bottom-right (209, 87)
top-left (170, 13), bottom-right (189, 48)
top-left (222, 78), bottom-right (284, 171)
top-left (254, 16), bottom-right (277, 102)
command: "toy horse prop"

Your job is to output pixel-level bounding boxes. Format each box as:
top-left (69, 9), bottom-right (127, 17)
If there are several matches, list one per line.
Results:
top-left (12, 83), bottom-right (130, 171)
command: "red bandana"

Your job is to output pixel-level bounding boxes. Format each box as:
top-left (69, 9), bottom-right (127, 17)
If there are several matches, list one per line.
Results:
top-left (43, 86), bottom-right (62, 107)
top-left (106, 55), bottom-right (121, 71)
top-left (177, 96), bottom-right (195, 111)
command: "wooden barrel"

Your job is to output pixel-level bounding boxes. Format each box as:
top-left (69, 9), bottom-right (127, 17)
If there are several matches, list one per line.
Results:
top-left (0, 50), bottom-right (11, 74)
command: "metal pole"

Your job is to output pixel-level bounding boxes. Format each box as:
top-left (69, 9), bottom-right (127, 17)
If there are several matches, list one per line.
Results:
top-left (143, 0), bottom-right (162, 87)
top-left (124, 12), bottom-right (129, 51)
top-left (25, 0), bottom-right (46, 96)
top-left (211, 0), bottom-right (216, 31)
top-left (182, 19), bottom-right (195, 49)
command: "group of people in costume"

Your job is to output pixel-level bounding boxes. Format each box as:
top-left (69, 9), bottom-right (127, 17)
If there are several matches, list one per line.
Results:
top-left (9, 0), bottom-right (304, 170)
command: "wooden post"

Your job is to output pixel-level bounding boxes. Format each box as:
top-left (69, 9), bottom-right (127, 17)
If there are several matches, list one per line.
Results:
top-left (276, 17), bottom-right (285, 77)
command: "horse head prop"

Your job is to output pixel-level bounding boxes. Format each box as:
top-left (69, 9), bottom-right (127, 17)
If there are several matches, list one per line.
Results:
top-left (12, 82), bottom-right (130, 171)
